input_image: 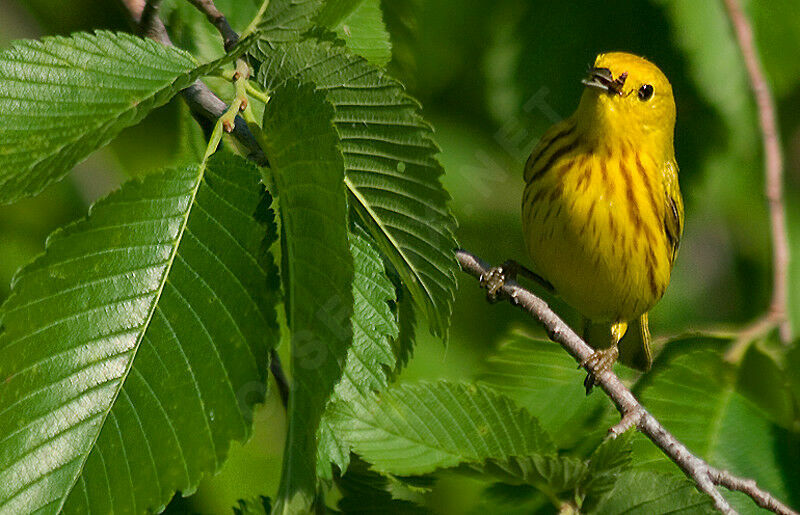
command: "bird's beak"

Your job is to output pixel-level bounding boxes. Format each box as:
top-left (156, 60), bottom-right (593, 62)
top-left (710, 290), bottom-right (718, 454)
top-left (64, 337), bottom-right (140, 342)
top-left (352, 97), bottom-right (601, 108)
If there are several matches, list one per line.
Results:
top-left (582, 67), bottom-right (626, 95)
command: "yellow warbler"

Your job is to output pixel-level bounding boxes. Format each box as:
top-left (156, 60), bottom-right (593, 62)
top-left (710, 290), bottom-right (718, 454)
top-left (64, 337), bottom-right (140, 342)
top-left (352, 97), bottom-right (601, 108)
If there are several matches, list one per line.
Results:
top-left (488, 52), bottom-right (684, 390)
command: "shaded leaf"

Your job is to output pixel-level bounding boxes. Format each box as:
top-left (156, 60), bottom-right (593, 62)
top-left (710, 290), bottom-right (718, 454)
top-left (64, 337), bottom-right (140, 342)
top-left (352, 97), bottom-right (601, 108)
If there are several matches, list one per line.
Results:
top-left (737, 341), bottom-right (795, 429)
top-left (591, 470), bottom-right (714, 514)
top-left (631, 348), bottom-right (800, 512)
top-left (0, 153), bottom-right (278, 513)
top-left (262, 80), bottom-right (353, 512)
top-left (336, 457), bottom-right (427, 514)
top-left (478, 329), bottom-right (615, 451)
top-left (233, 496), bottom-right (272, 515)
top-left (580, 430), bottom-right (634, 511)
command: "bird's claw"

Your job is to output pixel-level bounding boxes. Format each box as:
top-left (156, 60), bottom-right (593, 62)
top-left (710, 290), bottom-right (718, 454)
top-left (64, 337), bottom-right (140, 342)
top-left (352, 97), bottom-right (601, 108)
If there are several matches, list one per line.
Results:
top-left (480, 266), bottom-right (508, 303)
top-left (581, 346), bottom-right (619, 394)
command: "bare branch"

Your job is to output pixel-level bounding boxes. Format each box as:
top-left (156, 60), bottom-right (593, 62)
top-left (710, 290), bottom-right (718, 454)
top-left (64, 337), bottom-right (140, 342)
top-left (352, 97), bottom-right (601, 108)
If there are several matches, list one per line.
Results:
top-left (186, 0), bottom-right (239, 51)
top-left (117, 0), bottom-right (267, 166)
top-left (722, 0), bottom-right (791, 342)
top-left (456, 249), bottom-right (797, 515)
top-left (140, 0), bottom-right (165, 40)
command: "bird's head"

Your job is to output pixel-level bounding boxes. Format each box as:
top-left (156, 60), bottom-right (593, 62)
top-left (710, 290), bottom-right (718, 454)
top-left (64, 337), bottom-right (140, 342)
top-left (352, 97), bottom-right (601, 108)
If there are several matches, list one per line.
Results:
top-left (577, 52), bottom-right (676, 150)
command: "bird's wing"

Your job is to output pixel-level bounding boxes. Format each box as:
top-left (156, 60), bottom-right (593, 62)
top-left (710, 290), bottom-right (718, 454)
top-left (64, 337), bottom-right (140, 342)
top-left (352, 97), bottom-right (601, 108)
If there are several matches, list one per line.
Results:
top-left (662, 159), bottom-right (684, 265)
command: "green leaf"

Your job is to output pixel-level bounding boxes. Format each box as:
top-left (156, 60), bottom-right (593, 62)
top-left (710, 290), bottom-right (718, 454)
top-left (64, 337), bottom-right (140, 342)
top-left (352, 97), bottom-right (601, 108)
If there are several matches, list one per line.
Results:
top-left (580, 430), bottom-right (634, 511)
top-left (786, 343), bottom-right (800, 411)
top-left (478, 329), bottom-right (615, 451)
top-left (591, 470), bottom-right (714, 514)
top-left (257, 0), bottom-right (324, 44)
top-left (329, 381), bottom-right (554, 476)
top-left (317, 0), bottom-right (393, 67)
top-left (317, 229), bottom-right (398, 478)
top-left (252, 36), bottom-right (458, 339)
top-left (233, 496), bottom-right (272, 515)
top-left (631, 348), bottom-right (800, 512)
top-left (0, 31), bottom-right (235, 204)
top-left (161, 0), bottom-right (261, 63)
top-left (336, 457), bottom-right (427, 514)
top-left (737, 341), bottom-right (796, 429)
top-left (0, 152), bottom-right (278, 513)
top-left (261, 80), bottom-right (353, 513)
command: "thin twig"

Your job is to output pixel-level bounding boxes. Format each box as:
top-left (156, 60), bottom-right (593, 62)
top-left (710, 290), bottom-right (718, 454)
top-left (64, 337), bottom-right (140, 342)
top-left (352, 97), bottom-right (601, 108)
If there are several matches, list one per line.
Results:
top-left (456, 249), bottom-right (797, 515)
top-left (118, 0), bottom-right (267, 165)
top-left (186, 0), bottom-right (239, 51)
top-left (722, 0), bottom-right (791, 342)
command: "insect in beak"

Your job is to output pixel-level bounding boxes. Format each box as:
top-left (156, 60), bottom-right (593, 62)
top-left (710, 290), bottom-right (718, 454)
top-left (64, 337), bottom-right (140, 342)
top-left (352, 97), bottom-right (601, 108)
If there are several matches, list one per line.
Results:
top-left (582, 67), bottom-right (627, 95)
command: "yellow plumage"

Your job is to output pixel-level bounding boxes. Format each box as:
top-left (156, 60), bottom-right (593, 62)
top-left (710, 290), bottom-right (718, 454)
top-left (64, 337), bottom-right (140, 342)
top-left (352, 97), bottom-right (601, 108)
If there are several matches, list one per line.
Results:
top-left (522, 52), bottom-right (684, 374)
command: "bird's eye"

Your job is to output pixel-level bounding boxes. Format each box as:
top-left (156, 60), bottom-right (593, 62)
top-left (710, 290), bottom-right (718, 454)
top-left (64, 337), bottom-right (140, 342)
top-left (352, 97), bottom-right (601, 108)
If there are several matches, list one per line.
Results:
top-left (638, 84), bottom-right (654, 101)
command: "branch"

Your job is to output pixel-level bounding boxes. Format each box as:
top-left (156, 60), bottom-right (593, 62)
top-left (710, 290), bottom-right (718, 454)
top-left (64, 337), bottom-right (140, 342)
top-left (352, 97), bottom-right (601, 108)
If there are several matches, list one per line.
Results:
top-left (456, 249), bottom-right (797, 515)
top-left (186, 0), bottom-right (239, 51)
top-left (118, 0), bottom-right (267, 165)
top-left (722, 0), bottom-right (791, 342)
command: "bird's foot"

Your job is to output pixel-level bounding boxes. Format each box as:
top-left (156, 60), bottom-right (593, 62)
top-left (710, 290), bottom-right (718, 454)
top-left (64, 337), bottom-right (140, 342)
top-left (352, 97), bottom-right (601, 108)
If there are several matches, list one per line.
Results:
top-left (581, 345), bottom-right (619, 394)
top-left (479, 263), bottom-right (513, 303)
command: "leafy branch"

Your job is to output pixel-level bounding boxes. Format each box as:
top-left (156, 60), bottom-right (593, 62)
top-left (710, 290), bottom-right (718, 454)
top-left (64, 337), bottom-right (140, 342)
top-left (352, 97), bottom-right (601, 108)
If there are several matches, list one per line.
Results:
top-left (456, 249), bottom-right (797, 515)
top-left (119, 0), bottom-right (266, 165)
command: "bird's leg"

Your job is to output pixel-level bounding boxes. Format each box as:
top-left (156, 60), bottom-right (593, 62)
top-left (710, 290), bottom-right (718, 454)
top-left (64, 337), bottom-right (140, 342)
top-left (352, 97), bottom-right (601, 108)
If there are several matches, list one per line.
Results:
top-left (581, 321), bottom-right (627, 394)
top-left (479, 259), bottom-right (554, 302)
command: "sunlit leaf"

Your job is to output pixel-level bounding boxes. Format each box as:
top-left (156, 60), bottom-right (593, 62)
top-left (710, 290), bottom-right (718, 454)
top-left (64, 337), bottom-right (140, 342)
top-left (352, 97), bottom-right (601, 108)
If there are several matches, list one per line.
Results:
top-left (251, 35), bottom-right (458, 340)
top-left (0, 31), bottom-right (240, 203)
top-left (0, 153), bottom-right (278, 513)
top-left (317, 0), bottom-right (393, 67)
top-left (329, 381), bottom-right (554, 476)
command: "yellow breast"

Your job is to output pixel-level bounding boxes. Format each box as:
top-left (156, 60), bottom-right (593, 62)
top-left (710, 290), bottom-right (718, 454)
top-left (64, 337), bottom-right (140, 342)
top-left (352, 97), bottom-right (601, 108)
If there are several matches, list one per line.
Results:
top-left (522, 138), bottom-right (673, 323)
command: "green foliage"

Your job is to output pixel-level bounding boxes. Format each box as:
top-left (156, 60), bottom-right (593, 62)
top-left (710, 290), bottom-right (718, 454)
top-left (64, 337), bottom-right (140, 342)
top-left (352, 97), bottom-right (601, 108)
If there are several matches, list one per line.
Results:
top-left (317, 229), bottom-right (398, 478)
top-left (0, 31), bottom-right (238, 204)
top-left (251, 32), bottom-right (458, 340)
top-left (478, 329), bottom-right (615, 451)
top-left (261, 80), bottom-right (353, 512)
top-left (233, 496), bottom-right (272, 515)
top-left (335, 458), bottom-right (427, 513)
top-left (0, 153), bottom-right (278, 513)
top-left (317, 0), bottom-right (393, 67)
top-left (328, 381), bottom-right (553, 476)
top-left (592, 470), bottom-right (714, 514)
top-left (631, 341), bottom-right (800, 512)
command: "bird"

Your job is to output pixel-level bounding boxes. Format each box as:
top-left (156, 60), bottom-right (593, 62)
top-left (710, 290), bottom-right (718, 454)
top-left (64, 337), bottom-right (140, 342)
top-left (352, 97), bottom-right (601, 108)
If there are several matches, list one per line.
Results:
top-left (484, 52), bottom-right (683, 392)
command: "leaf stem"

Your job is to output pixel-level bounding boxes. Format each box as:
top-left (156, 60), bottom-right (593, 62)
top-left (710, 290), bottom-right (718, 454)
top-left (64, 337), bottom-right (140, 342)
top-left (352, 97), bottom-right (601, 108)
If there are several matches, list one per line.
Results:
top-left (245, 80), bottom-right (271, 105)
top-left (242, 0), bottom-right (270, 39)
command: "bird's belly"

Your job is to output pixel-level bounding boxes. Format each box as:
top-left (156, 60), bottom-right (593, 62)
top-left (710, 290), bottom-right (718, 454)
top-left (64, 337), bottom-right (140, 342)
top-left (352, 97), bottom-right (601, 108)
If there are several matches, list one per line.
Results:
top-left (522, 174), bottom-right (670, 323)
